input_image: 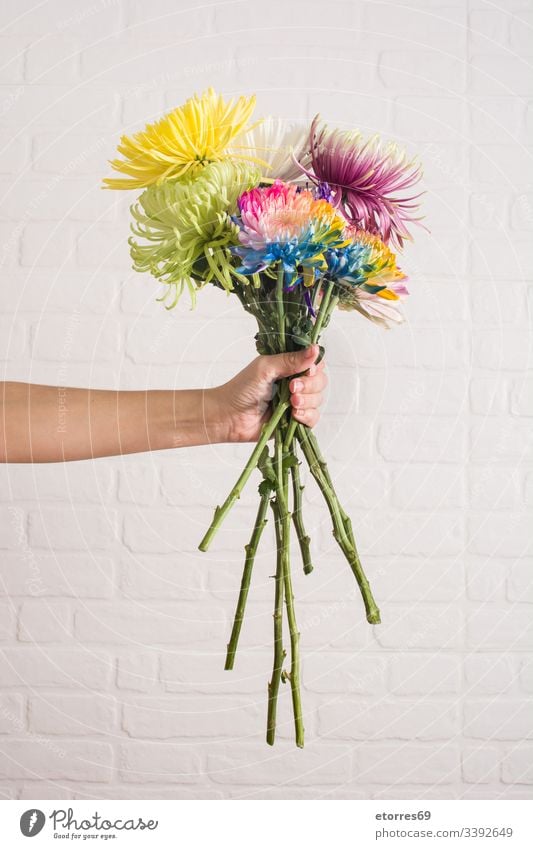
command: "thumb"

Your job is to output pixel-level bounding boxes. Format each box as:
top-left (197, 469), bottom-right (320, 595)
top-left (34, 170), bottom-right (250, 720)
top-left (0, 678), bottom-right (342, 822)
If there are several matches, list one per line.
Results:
top-left (264, 345), bottom-right (319, 380)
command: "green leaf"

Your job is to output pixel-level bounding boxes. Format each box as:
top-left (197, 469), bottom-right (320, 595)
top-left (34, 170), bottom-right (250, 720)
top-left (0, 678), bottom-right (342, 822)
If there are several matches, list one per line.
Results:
top-left (291, 333), bottom-right (313, 347)
top-left (258, 479), bottom-right (273, 497)
top-left (282, 455), bottom-right (299, 472)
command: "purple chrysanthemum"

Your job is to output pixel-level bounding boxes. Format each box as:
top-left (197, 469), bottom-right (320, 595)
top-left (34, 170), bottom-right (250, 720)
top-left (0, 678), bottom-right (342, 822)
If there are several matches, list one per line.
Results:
top-left (298, 116), bottom-right (424, 249)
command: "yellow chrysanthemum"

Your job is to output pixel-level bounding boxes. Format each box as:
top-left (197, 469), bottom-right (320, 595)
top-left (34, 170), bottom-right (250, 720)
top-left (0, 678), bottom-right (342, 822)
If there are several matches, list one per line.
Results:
top-left (345, 228), bottom-right (406, 291)
top-left (104, 88), bottom-right (258, 190)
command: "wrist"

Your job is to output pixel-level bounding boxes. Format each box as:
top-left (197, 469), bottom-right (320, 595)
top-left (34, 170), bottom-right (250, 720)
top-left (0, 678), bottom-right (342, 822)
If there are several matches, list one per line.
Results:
top-left (196, 386), bottom-right (233, 445)
top-left (154, 388), bottom-right (232, 449)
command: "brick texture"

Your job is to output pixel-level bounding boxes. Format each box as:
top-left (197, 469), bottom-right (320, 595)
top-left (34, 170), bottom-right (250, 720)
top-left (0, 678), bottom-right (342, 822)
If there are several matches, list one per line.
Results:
top-left (0, 0), bottom-right (531, 801)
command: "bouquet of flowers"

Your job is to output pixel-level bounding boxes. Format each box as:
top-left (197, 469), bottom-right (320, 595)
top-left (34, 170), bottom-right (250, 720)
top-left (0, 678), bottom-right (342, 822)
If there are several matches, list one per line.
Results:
top-left (105, 88), bottom-right (423, 747)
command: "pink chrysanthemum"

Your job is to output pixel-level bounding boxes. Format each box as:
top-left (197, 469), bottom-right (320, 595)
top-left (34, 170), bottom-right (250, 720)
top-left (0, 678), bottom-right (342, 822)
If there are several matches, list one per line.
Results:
top-left (237, 181), bottom-right (344, 250)
top-left (232, 181), bottom-right (348, 282)
top-left (298, 116), bottom-right (424, 249)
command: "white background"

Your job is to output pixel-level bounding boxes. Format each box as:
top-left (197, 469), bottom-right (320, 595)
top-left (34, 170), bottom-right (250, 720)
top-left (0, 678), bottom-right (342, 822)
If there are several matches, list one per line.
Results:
top-left (2, 800), bottom-right (533, 847)
top-left (0, 0), bottom-right (532, 800)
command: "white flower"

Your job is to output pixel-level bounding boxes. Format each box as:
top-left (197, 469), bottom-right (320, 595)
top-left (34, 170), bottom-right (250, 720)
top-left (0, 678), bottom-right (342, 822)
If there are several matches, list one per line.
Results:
top-left (230, 116), bottom-right (311, 182)
top-left (339, 289), bottom-right (405, 330)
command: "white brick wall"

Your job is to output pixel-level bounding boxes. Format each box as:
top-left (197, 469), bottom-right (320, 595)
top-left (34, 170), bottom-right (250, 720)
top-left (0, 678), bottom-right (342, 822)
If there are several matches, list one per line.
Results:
top-left (0, 0), bottom-right (532, 801)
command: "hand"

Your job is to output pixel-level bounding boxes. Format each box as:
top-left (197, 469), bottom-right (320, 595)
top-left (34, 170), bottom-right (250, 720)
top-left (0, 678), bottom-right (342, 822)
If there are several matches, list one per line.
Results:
top-left (210, 345), bottom-right (327, 443)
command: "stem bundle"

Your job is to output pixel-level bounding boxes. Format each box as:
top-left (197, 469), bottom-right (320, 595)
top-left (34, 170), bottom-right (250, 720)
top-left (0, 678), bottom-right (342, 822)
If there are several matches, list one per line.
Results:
top-left (199, 271), bottom-right (381, 746)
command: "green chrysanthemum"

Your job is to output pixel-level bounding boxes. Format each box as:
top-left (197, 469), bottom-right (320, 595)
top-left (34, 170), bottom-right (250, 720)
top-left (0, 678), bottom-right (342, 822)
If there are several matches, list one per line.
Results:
top-left (129, 159), bottom-right (261, 308)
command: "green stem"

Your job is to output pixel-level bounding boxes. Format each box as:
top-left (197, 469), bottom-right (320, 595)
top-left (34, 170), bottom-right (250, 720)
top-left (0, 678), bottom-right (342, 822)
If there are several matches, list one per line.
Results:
top-left (306, 428), bottom-right (351, 537)
top-left (276, 429), bottom-right (304, 747)
top-left (198, 399), bottom-right (290, 552)
top-left (311, 277), bottom-right (323, 311)
top-left (296, 424), bottom-right (381, 625)
top-left (283, 283), bottom-right (338, 453)
top-left (289, 440), bottom-right (313, 575)
top-left (224, 485), bottom-right (270, 671)
top-left (304, 430), bottom-right (360, 570)
top-left (276, 263), bottom-right (286, 353)
top-left (310, 280), bottom-right (334, 343)
top-left (266, 451), bottom-right (286, 746)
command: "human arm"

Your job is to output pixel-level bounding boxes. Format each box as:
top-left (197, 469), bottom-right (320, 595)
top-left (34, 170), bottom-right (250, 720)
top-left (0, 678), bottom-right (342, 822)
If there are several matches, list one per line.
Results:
top-left (0, 346), bottom-right (326, 463)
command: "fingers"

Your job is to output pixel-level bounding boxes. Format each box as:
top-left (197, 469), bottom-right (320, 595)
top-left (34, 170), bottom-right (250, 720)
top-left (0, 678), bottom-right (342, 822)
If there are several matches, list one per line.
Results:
top-left (290, 390), bottom-right (323, 410)
top-left (253, 345), bottom-right (326, 428)
top-left (263, 344), bottom-right (320, 380)
top-left (289, 360), bottom-right (327, 426)
top-left (291, 407), bottom-right (320, 427)
top-left (289, 362), bottom-right (327, 396)
top-left (305, 358), bottom-right (325, 379)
